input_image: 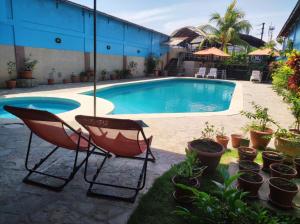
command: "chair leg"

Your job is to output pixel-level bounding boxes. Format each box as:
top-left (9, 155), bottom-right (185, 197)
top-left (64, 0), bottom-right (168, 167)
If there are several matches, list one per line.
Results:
top-left (84, 148), bottom-right (149, 203)
top-left (23, 132), bottom-right (89, 191)
top-left (115, 148), bottom-right (156, 163)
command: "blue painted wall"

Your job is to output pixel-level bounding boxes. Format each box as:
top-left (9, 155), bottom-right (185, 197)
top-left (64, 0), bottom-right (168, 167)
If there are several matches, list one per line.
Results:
top-left (284, 18), bottom-right (300, 51)
top-left (0, 0), bottom-right (169, 57)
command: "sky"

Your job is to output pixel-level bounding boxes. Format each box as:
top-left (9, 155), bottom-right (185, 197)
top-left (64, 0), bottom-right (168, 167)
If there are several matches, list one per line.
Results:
top-left (71, 0), bottom-right (297, 41)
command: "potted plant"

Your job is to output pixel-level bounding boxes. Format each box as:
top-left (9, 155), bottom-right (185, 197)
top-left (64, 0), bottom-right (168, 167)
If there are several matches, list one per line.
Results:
top-left (240, 137), bottom-right (250, 147)
top-left (270, 163), bottom-right (297, 179)
top-left (288, 96), bottom-right (300, 135)
top-left (63, 78), bottom-right (70, 84)
top-left (128, 61), bottom-right (137, 76)
top-left (71, 72), bottom-right (80, 83)
top-left (216, 127), bottom-right (229, 149)
top-left (274, 128), bottom-right (300, 157)
top-left (238, 147), bottom-right (257, 161)
top-left (6, 61), bottom-right (17, 89)
top-left (153, 59), bottom-right (161, 77)
top-left (20, 56), bottom-right (38, 79)
top-left (145, 54), bottom-right (157, 76)
top-left (237, 170), bottom-right (264, 198)
top-left (231, 134), bottom-right (243, 148)
top-left (268, 177), bottom-right (298, 209)
top-left (86, 70), bottom-right (94, 81)
top-left (188, 122), bottom-right (225, 175)
top-left (172, 150), bottom-right (206, 203)
top-left (239, 160), bottom-right (260, 173)
top-left (262, 151), bottom-right (284, 172)
top-left (100, 69), bottom-right (107, 81)
top-left (80, 71), bottom-right (88, 82)
top-left (47, 68), bottom-right (55, 85)
top-left (241, 102), bottom-right (277, 150)
top-left (295, 157), bottom-right (300, 178)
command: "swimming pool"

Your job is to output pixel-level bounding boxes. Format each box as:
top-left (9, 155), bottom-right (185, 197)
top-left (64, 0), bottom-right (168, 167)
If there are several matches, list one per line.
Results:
top-left (85, 78), bottom-right (236, 114)
top-left (0, 97), bottom-right (80, 118)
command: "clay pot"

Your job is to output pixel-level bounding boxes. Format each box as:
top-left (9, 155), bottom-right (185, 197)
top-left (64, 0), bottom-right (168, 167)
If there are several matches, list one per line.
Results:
top-left (6, 80), bottom-right (16, 89)
top-left (216, 135), bottom-right (229, 149)
top-left (63, 79), bottom-right (70, 84)
top-left (269, 177), bottom-right (298, 209)
top-left (48, 79), bottom-right (54, 85)
top-left (172, 175), bottom-right (199, 203)
top-left (71, 75), bottom-right (80, 83)
top-left (188, 139), bottom-right (225, 175)
top-left (275, 137), bottom-right (300, 157)
top-left (20, 71), bottom-right (33, 79)
top-left (237, 170), bottom-right (264, 198)
top-left (239, 160), bottom-right (260, 173)
top-left (270, 163), bottom-right (297, 180)
top-left (294, 158), bottom-right (300, 178)
top-left (250, 128), bottom-right (273, 150)
top-left (231, 134), bottom-right (242, 148)
top-left (238, 147), bottom-right (257, 161)
top-left (262, 151), bottom-right (284, 172)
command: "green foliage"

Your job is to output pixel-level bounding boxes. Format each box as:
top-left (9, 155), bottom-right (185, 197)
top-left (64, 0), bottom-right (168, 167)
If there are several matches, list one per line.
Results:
top-left (200, 122), bottom-right (216, 139)
top-left (7, 61), bottom-right (16, 79)
top-left (216, 126), bottom-right (226, 137)
top-left (24, 56), bottom-right (38, 71)
top-left (241, 102), bottom-right (277, 131)
top-left (145, 54), bottom-right (159, 75)
top-left (223, 52), bottom-right (248, 65)
top-left (272, 62), bottom-right (293, 93)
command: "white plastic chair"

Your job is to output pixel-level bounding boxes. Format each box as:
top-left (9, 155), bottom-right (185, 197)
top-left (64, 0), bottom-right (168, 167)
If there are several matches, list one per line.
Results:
top-left (207, 68), bottom-right (217, 79)
top-left (195, 67), bottom-right (206, 78)
top-left (250, 70), bottom-right (262, 82)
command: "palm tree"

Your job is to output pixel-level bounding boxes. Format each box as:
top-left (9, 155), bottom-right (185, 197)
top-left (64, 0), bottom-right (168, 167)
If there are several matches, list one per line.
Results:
top-left (199, 0), bottom-right (252, 53)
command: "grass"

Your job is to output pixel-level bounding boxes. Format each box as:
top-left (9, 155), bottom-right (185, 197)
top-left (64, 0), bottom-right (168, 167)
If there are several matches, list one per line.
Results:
top-left (221, 148), bottom-right (263, 164)
top-left (128, 165), bottom-right (225, 224)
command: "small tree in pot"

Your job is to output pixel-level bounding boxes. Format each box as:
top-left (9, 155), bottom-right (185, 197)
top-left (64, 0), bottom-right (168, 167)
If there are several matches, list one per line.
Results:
top-left (6, 61), bottom-right (17, 89)
top-left (20, 56), bottom-right (38, 79)
top-left (100, 69), bottom-right (107, 81)
top-left (216, 127), bottom-right (229, 149)
top-left (241, 102), bottom-right (277, 150)
top-left (274, 128), bottom-right (300, 158)
top-left (188, 122), bottom-right (225, 175)
top-left (128, 61), bottom-right (137, 77)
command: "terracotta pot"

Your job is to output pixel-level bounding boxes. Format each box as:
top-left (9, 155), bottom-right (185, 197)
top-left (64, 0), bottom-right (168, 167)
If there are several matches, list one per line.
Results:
top-left (216, 135), bottom-right (229, 149)
top-left (238, 147), bottom-right (257, 161)
top-left (6, 80), bottom-right (16, 89)
top-left (188, 139), bottom-right (225, 175)
top-left (71, 75), bottom-right (80, 83)
top-left (20, 71), bottom-right (33, 79)
top-left (237, 170), bottom-right (264, 198)
top-left (47, 79), bottom-right (54, 85)
top-left (275, 137), bottom-right (300, 157)
top-left (269, 177), bottom-right (298, 209)
top-left (63, 79), bottom-right (69, 84)
top-left (172, 175), bottom-right (199, 202)
top-left (270, 163), bottom-right (297, 180)
top-left (262, 151), bottom-right (284, 172)
top-left (294, 158), bottom-right (300, 178)
top-left (239, 160), bottom-right (260, 173)
top-left (250, 128), bottom-right (273, 150)
top-left (231, 134), bottom-right (242, 148)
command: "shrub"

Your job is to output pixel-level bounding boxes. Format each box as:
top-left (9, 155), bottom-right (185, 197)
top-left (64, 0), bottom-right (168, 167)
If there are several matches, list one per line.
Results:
top-left (272, 62), bottom-right (293, 93)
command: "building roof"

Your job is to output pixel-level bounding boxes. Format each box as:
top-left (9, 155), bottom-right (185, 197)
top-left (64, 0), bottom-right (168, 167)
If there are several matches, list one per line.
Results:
top-left (62, 0), bottom-right (169, 37)
top-left (194, 47), bottom-right (230, 57)
top-left (278, 1), bottom-right (300, 37)
top-left (248, 48), bottom-right (280, 57)
top-left (239, 34), bottom-right (265, 48)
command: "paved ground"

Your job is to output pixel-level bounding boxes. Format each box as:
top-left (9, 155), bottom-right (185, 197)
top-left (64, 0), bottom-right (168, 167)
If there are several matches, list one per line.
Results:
top-left (0, 80), bottom-right (297, 224)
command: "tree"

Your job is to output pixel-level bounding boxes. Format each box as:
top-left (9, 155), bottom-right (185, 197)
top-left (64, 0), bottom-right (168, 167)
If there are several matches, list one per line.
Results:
top-left (199, 0), bottom-right (252, 53)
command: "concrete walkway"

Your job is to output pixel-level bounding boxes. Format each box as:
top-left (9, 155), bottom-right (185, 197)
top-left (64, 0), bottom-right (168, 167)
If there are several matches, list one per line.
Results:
top-left (0, 80), bottom-right (296, 224)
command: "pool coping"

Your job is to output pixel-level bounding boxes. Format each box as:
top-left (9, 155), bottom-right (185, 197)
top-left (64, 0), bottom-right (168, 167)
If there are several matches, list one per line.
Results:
top-left (0, 77), bottom-right (243, 122)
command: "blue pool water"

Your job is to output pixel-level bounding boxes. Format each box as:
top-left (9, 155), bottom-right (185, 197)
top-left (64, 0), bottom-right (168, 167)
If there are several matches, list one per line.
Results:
top-left (0, 97), bottom-right (80, 118)
top-left (85, 78), bottom-right (235, 114)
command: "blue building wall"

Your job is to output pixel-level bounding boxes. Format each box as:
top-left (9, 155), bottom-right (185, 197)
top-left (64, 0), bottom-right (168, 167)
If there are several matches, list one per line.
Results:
top-left (0, 0), bottom-right (169, 57)
top-left (284, 18), bottom-right (300, 50)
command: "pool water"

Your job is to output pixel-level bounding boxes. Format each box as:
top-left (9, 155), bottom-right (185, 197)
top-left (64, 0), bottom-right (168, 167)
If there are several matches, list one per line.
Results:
top-left (88, 78), bottom-right (235, 114)
top-left (0, 97), bottom-right (80, 118)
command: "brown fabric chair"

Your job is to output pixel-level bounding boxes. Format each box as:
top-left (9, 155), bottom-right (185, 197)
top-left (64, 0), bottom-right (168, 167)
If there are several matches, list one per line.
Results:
top-left (4, 105), bottom-right (106, 191)
top-left (75, 115), bottom-right (155, 202)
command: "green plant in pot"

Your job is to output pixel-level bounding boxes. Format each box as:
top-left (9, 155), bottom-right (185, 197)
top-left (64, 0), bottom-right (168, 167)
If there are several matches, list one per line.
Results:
top-left (20, 56), bottom-right (38, 79)
top-left (6, 61), bottom-right (17, 89)
top-left (100, 69), bottom-right (107, 81)
top-left (288, 95), bottom-right (300, 135)
top-left (241, 102), bottom-right (277, 150)
top-left (274, 128), bottom-right (300, 158)
top-left (215, 127), bottom-right (230, 149)
top-left (128, 61), bottom-right (137, 76)
top-left (188, 122), bottom-right (225, 175)
top-left (79, 71), bottom-right (88, 82)
top-left (172, 149), bottom-right (206, 203)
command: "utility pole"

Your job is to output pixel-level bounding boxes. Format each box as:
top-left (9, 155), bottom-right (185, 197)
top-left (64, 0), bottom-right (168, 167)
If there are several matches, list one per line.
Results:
top-left (260, 22), bottom-right (265, 40)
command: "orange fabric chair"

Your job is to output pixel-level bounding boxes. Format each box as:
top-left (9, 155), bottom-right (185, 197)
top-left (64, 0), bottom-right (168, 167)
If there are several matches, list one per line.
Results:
top-left (4, 105), bottom-right (106, 191)
top-left (76, 115), bottom-right (155, 202)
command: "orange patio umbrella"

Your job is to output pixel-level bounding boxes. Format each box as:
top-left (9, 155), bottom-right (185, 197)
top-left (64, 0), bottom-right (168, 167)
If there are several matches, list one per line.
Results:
top-left (194, 47), bottom-right (230, 57)
top-left (248, 48), bottom-right (280, 57)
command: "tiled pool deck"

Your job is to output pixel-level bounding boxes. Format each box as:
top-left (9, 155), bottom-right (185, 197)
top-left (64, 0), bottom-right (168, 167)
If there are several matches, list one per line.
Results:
top-left (0, 78), bottom-right (298, 224)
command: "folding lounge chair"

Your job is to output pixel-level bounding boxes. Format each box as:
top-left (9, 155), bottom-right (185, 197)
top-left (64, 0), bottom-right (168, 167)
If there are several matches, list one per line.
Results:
top-left (4, 105), bottom-right (106, 191)
top-left (194, 67), bottom-right (206, 78)
top-left (250, 70), bottom-right (262, 82)
top-left (75, 115), bottom-right (156, 203)
top-left (207, 68), bottom-right (217, 79)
